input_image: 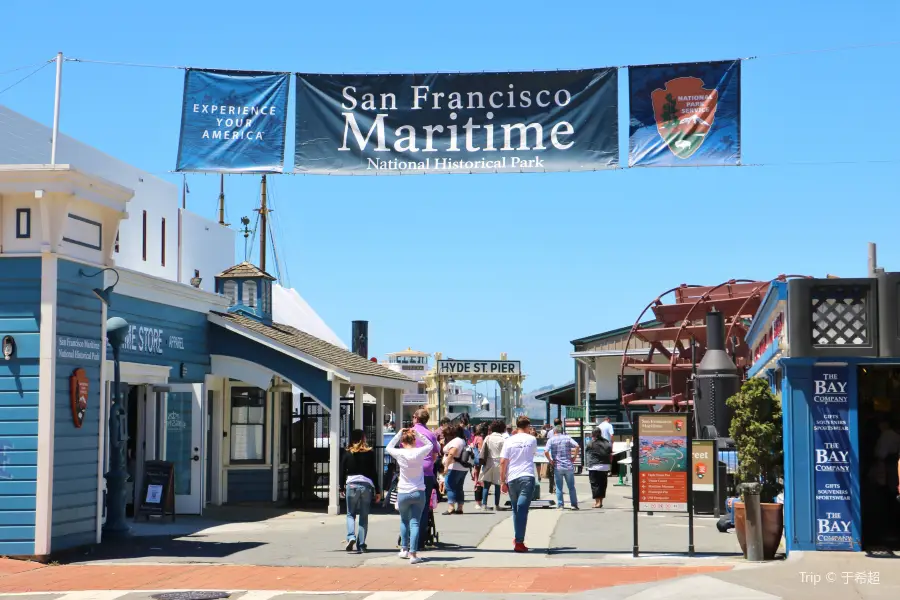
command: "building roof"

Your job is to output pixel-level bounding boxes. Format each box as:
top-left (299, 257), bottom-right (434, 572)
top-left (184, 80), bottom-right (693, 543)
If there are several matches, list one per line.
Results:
top-left (216, 261), bottom-right (276, 281)
top-left (387, 348), bottom-right (430, 356)
top-left (212, 311), bottom-right (413, 382)
top-left (570, 320), bottom-right (660, 346)
top-left (534, 382), bottom-right (577, 405)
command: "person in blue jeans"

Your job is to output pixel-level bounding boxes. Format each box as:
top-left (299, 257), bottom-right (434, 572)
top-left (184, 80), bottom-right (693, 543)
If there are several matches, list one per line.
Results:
top-left (386, 427), bottom-right (433, 564)
top-left (340, 429), bottom-right (381, 552)
top-left (500, 415), bottom-right (538, 552)
top-left (412, 409), bottom-right (440, 551)
top-left (545, 425), bottom-right (580, 510)
top-left (442, 423), bottom-right (470, 514)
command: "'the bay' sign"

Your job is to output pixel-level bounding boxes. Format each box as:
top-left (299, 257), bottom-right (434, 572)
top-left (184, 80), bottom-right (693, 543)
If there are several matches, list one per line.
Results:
top-left (437, 360), bottom-right (521, 376)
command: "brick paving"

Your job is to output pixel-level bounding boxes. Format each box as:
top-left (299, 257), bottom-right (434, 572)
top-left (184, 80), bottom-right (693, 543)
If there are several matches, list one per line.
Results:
top-left (0, 560), bottom-right (731, 594)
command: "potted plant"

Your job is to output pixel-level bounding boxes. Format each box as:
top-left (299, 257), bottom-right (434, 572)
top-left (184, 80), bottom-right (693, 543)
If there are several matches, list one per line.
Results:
top-left (726, 377), bottom-right (784, 560)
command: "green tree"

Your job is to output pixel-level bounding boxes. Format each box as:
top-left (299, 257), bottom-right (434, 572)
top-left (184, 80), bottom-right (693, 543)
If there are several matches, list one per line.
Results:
top-left (661, 93), bottom-right (678, 125)
top-left (726, 378), bottom-right (784, 502)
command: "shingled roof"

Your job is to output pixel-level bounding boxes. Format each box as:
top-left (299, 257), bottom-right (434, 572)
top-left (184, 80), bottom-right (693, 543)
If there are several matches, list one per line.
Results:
top-left (212, 311), bottom-right (413, 383)
top-left (216, 261), bottom-right (276, 281)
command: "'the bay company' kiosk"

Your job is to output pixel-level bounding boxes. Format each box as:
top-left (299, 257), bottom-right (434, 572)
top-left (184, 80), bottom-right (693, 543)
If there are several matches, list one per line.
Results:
top-left (746, 275), bottom-right (900, 553)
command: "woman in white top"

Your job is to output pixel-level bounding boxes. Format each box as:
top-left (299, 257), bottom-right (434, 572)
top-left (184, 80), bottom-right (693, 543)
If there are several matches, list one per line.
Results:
top-left (442, 424), bottom-right (469, 515)
top-left (386, 427), bottom-right (433, 564)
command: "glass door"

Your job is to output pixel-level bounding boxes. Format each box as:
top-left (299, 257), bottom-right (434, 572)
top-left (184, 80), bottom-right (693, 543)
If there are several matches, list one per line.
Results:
top-left (163, 383), bottom-right (204, 514)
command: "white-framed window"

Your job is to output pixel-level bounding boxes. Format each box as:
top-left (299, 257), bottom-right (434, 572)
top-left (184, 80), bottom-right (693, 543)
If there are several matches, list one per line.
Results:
top-left (243, 280), bottom-right (258, 308)
top-left (230, 387), bottom-right (266, 464)
top-left (223, 280), bottom-right (238, 306)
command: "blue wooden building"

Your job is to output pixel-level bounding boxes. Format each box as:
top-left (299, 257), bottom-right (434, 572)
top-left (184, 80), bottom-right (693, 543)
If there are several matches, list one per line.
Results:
top-left (0, 164), bottom-right (415, 560)
top-left (746, 275), bottom-right (900, 553)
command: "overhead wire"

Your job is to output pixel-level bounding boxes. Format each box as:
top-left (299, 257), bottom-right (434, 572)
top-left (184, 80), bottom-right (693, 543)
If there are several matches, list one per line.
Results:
top-left (0, 60), bottom-right (54, 97)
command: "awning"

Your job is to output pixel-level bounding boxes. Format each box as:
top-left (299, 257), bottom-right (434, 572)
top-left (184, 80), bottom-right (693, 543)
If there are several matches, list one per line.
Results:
top-left (208, 312), bottom-right (416, 410)
top-left (534, 383), bottom-right (577, 406)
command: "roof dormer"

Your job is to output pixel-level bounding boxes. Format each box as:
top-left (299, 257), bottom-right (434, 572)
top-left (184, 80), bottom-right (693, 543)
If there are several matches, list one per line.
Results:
top-left (214, 261), bottom-right (276, 325)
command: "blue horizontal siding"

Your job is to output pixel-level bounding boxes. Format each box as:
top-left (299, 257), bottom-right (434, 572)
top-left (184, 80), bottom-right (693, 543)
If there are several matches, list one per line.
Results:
top-left (0, 257), bottom-right (40, 557)
top-left (227, 468), bottom-right (273, 503)
top-left (51, 259), bottom-right (102, 553)
top-left (0, 392), bottom-right (39, 406)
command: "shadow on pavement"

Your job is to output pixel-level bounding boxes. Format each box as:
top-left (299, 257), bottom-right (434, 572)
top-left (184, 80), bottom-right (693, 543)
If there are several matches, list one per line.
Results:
top-left (53, 535), bottom-right (265, 564)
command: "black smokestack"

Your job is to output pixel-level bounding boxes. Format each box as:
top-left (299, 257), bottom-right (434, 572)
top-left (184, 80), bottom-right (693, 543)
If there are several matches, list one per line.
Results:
top-left (696, 310), bottom-right (738, 440)
top-left (352, 320), bottom-right (368, 358)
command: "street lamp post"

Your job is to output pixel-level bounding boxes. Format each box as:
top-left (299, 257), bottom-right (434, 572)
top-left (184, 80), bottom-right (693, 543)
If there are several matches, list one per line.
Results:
top-left (103, 316), bottom-right (131, 538)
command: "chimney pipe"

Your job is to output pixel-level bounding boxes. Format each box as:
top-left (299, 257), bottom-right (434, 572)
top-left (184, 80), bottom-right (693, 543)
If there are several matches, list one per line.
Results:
top-left (352, 320), bottom-right (368, 359)
top-left (706, 310), bottom-right (725, 351)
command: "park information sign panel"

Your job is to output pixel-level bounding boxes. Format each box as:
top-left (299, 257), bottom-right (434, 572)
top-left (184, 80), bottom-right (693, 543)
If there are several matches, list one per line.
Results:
top-left (636, 414), bottom-right (690, 512)
top-left (294, 69), bottom-right (619, 174)
top-left (691, 439), bottom-right (715, 492)
top-left (811, 365), bottom-right (855, 551)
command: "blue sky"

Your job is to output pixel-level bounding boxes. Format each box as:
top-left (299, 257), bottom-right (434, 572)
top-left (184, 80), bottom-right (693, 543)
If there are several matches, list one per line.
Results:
top-left (1, 1), bottom-right (898, 391)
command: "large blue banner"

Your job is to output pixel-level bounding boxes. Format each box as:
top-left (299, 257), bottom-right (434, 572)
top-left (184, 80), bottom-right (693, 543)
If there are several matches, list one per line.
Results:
top-left (294, 69), bottom-right (619, 175)
top-left (811, 365), bottom-right (855, 551)
top-left (176, 69), bottom-right (289, 173)
top-left (628, 61), bottom-right (740, 167)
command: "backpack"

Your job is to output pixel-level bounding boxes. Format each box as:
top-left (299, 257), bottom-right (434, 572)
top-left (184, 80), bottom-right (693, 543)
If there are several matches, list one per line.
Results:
top-left (458, 445), bottom-right (475, 469)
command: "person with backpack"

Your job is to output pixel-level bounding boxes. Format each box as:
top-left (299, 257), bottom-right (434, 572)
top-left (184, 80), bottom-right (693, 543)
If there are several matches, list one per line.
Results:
top-left (585, 427), bottom-right (613, 508)
top-left (442, 423), bottom-right (472, 514)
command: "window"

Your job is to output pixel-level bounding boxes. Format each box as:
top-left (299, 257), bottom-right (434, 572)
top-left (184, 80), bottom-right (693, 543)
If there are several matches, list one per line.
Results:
top-left (114, 231), bottom-right (120, 253)
top-left (262, 281), bottom-right (271, 313)
top-left (15, 208), bottom-right (31, 238)
top-left (243, 280), bottom-right (257, 308)
top-left (161, 218), bottom-right (166, 266)
top-left (142, 210), bottom-right (147, 261)
top-left (230, 387), bottom-right (266, 463)
top-left (223, 281), bottom-right (238, 306)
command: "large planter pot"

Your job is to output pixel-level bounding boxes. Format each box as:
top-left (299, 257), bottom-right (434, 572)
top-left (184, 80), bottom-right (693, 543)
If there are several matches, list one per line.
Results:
top-left (733, 502), bottom-right (784, 560)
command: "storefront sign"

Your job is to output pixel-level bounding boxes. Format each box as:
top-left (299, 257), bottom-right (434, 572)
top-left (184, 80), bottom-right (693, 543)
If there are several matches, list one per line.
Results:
top-left (56, 336), bottom-right (101, 362)
top-left (811, 365), bottom-right (854, 550)
top-left (116, 325), bottom-right (187, 356)
top-left (437, 360), bottom-right (521, 376)
top-left (294, 69), bottom-right (619, 174)
top-left (636, 414), bottom-right (689, 512)
top-left (69, 368), bottom-right (89, 428)
top-left (691, 439), bottom-right (715, 492)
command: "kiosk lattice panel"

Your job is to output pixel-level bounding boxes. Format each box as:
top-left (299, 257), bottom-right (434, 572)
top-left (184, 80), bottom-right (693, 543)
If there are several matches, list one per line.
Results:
top-left (811, 286), bottom-right (868, 346)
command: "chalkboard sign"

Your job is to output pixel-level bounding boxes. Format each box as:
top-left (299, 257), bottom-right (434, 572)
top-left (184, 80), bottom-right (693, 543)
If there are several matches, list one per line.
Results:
top-left (136, 460), bottom-right (176, 521)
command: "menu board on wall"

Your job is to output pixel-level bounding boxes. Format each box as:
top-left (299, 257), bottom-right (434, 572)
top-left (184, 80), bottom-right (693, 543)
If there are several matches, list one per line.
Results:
top-left (636, 414), bottom-right (690, 512)
top-left (811, 365), bottom-right (855, 550)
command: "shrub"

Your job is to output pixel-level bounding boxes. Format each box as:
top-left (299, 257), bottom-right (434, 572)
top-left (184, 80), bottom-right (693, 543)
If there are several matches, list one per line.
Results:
top-left (726, 377), bottom-right (783, 502)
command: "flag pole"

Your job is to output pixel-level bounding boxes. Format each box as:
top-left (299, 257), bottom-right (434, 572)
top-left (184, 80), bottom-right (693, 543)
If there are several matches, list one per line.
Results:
top-left (50, 52), bottom-right (63, 165)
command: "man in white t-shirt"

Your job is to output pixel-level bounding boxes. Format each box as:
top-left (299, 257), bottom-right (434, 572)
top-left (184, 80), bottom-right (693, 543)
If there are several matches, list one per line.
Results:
top-left (500, 415), bottom-right (537, 553)
top-left (599, 416), bottom-right (614, 442)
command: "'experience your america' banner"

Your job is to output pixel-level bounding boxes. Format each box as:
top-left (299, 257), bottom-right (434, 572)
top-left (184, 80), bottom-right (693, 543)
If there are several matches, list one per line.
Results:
top-left (176, 69), bottom-right (290, 173)
top-left (629, 60), bottom-right (741, 167)
top-left (293, 70), bottom-right (619, 175)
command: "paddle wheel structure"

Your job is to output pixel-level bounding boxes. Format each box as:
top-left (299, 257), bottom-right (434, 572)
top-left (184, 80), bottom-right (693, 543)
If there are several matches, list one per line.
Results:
top-left (619, 277), bottom-right (797, 419)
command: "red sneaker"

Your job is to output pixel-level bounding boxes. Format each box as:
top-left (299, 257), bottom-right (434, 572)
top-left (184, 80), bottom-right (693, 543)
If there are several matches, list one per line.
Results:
top-left (514, 542), bottom-right (529, 553)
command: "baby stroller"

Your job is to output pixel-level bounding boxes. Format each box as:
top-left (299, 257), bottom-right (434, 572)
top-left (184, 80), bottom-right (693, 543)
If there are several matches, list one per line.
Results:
top-left (385, 471), bottom-right (440, 548)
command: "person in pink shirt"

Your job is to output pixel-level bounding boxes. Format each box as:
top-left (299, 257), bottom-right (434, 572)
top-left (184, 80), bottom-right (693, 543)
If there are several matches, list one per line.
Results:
top-left (412, 408), bottom-right (440, 552)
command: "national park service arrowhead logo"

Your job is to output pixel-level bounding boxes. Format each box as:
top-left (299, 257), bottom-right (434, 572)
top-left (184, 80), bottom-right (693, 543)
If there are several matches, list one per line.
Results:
top-left (651, 77), bottom-right (718, 159)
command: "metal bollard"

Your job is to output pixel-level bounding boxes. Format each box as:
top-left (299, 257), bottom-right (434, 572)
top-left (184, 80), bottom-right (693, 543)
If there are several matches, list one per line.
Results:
top-left (742, 482), bottom-right (764, 561)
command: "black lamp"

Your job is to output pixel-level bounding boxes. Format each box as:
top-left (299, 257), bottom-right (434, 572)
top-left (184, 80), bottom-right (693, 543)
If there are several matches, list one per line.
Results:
top-left (79, 268), bottom-right (120, 307)
top-left (104, 316), bottom-right (131, 538)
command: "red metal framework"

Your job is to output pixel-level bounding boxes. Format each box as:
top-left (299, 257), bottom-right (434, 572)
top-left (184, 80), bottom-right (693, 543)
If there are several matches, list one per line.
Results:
top-left (619, 276), bottom-right (797, 423)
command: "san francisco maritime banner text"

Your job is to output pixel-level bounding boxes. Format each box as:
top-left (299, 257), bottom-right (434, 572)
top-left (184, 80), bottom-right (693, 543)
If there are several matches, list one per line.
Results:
top-left (293, 70), bottom-right (618, 175)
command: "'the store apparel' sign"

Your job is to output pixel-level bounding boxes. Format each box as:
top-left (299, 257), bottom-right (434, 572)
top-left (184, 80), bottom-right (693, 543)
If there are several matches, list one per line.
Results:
top-left (811, 365), bottom-right (855, 550)
top-left (118, 325), bottom-right (186, 356)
